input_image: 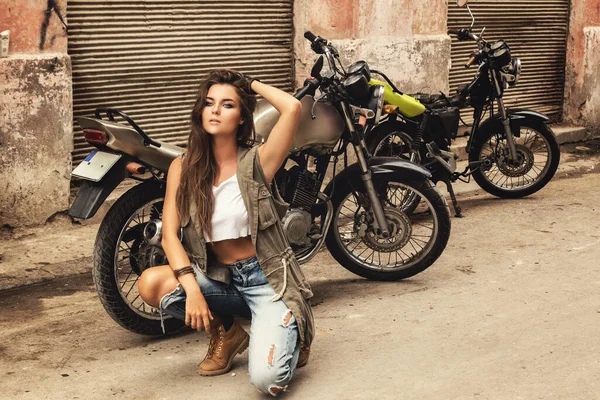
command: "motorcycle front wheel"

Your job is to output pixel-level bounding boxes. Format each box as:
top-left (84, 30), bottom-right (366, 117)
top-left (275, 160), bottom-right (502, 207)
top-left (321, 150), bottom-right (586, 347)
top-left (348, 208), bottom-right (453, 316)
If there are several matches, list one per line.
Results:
top-left (93, 181), bottom-right (185, 335)
top-left (470, 121), bottom-right (560, 198)
top-left (325, 177), bottom-right (451, 281)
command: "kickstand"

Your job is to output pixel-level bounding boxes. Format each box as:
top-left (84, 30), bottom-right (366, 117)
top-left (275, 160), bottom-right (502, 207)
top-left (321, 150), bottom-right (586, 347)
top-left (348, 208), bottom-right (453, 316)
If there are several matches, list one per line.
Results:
top-left (444, 180), bottom-right (463, 218)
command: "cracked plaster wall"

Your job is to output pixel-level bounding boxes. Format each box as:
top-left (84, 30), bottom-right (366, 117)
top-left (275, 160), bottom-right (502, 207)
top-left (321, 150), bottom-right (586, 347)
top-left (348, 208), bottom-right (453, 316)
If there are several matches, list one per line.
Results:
top-left (564, 0), bottom-right (600, 136)
top-left (0, 0), bottom-right (72, 227)
top-left (579, 28), bottom-right (600, 133)
top-left (0, 55), bottom-right (73, 226)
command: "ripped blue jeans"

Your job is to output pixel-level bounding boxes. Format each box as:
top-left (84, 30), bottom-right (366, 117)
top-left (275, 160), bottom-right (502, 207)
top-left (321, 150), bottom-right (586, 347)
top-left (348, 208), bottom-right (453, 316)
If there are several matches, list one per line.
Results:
top-left (160, 256), bottom-right (300, 395)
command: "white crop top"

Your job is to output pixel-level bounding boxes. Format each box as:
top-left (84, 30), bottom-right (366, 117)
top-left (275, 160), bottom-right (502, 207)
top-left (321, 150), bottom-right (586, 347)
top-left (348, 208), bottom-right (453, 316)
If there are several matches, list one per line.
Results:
top-left (205, 174), bottom-right (251, 242)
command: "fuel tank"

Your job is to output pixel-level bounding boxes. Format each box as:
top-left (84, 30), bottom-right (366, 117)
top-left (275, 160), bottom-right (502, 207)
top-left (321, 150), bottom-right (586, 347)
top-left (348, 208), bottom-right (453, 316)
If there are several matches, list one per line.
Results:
top-left (369, 79), bottom-right (426, 118)
top-left (253, 96), bottom-right (345, 154)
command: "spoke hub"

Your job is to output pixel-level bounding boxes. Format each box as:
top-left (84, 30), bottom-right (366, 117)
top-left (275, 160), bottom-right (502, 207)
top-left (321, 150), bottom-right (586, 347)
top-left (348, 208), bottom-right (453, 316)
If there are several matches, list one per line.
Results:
top-left (496, 144), bottom-right (534, 177)
top-left (363, 207), bottom-right (412, 252)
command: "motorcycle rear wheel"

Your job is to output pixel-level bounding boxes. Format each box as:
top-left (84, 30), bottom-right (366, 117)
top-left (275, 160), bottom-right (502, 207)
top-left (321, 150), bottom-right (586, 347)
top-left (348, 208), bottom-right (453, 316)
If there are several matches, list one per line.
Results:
top-left (93, 181), bottom-right (185, 336)
top-left (469, 121), bottom-right (560, 198)
top-left (325, 177), bottom-right (451, 281)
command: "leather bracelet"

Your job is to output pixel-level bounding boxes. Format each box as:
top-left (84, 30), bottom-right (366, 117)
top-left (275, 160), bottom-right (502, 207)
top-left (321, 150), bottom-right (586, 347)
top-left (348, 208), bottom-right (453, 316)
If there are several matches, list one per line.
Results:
top-left (174, 266), bottom-right (196, 279)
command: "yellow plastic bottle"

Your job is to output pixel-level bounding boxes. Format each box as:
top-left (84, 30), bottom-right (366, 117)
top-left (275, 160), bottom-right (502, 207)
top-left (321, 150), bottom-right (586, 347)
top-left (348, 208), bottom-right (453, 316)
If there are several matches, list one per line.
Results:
top-left (369, 79), bottom-right (426, 118)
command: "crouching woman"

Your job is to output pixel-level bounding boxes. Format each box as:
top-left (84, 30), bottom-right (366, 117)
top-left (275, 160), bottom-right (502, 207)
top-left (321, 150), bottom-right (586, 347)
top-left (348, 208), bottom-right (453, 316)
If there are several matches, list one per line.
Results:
top-left (137, 69), bottom-right (314, 396)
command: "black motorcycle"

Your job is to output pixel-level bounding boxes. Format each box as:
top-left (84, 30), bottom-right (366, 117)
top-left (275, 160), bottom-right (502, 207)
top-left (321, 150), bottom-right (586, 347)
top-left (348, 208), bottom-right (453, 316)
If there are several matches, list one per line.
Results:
top-left (68, 33), bottom-right (451, 335)
top-left (365, 0), bottom-right (560, 216)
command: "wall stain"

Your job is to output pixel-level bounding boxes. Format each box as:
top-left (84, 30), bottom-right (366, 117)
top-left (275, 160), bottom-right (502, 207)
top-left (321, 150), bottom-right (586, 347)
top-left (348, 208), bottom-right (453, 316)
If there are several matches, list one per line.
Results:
top-left (40, 0), bottom-right (68, 50)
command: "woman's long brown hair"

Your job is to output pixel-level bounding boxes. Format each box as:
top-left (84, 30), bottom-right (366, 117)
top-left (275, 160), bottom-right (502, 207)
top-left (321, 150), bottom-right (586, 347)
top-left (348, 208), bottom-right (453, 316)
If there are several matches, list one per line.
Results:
top-left (176, 69), bottom-right (256, 238)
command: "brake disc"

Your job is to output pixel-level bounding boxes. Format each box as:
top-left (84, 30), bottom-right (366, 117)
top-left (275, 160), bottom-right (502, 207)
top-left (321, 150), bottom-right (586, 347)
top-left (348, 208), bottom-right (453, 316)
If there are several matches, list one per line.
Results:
top-left (496, 144), bottom-right (534, 177)
top-left (363, 207), bottom-right (412, 252)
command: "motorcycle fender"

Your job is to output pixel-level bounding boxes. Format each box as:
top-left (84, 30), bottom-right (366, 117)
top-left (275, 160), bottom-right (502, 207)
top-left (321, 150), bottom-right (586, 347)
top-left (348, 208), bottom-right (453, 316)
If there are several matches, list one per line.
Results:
top-left (476, 108), bottom-right (549, 140)
top-left (324, 157), bottom-right (432, 195)
top-left (68, 158), bottom-right (128, 219)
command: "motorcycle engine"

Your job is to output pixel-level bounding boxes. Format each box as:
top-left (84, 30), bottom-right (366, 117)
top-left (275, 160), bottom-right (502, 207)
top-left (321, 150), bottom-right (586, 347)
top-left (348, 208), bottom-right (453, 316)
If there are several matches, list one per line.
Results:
top-left (281, 209), bottom-right (312, 246)
top-left (281, 166), bottom-right (320, 211)
top-left (279, 166), bottom-right (321, 246)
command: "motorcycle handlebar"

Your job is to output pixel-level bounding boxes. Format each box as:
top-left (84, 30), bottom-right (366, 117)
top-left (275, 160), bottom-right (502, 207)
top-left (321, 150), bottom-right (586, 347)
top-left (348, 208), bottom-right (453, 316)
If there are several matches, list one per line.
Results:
top-left (304, 31), bottom-right (317, 43)
top-left (304, 30), bottom-right (329, 55)
top-left (465, 56), bottom-right (476, 68)
top-left (449, 28), bottom-right (475, 42)
top-left (293, 77), bottom-right (320, 100)
top-left (294, 84), bottom-right (313, 100)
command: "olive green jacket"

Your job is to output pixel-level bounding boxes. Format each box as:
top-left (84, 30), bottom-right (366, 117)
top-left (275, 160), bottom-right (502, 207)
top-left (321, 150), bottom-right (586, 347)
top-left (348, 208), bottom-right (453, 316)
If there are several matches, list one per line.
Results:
top-left (179, 146), bottom-right (315, 346)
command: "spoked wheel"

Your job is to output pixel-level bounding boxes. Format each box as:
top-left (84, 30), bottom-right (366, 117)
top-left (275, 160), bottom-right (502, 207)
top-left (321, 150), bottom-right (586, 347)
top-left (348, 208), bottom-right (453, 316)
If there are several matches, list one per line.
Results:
top-left (470, 121), bottom-right (560, 198)
top-left (370, 130), bottom-right (414, 159)
top-left (325, 177), bottom-right (451, 281)
top-left (93, 182), bottom-right (185, 335)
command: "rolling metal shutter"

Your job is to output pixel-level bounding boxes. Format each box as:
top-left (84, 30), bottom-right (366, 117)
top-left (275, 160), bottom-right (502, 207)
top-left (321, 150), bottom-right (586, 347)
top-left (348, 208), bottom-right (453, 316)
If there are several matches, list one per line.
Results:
top-left (447, 1), bottom-right (569, 123)
top-left (68, 0), bottom-right (294, 165)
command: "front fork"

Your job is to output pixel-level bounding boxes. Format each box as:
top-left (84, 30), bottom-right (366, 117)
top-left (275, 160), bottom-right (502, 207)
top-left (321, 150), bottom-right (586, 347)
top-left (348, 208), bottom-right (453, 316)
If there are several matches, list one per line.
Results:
top-left (492, 73), bottom-right (518, 161)
top-left (340, 103), bottom-right (391, 238)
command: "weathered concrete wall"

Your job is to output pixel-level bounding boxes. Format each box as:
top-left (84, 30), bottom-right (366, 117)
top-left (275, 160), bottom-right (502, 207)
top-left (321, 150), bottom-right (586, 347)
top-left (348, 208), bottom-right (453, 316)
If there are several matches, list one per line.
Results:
top-left (0, 54), bottom-right (73, 226)
top-left (578, 27), bottom-right (600, 131)
top-left (564, 0), bottom-right (600, 136)
top-left (293, 0), bottom-right (450, 94)
top-left (0, 0), bottom-right (72, 228)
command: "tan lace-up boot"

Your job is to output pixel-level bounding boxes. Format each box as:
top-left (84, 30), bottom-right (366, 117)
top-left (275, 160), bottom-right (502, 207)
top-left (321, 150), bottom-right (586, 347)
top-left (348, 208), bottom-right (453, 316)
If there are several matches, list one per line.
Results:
top-left (198, 320), bottom-right (249, 376)
top-left (297, 345), bottom-right (310, 368)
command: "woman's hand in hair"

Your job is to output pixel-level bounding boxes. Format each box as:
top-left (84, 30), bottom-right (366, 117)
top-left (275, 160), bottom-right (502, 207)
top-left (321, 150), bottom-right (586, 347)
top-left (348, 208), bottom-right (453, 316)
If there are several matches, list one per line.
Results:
top-left (185, 291), bottom-right (214, 332)
top-left (252, 80), bottom-right (302, 183)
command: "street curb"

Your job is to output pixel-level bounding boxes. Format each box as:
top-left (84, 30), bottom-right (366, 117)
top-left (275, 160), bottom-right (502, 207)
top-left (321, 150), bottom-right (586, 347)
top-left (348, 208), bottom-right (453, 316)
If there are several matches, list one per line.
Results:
top-left (451, 151), bottom-right (600, 201)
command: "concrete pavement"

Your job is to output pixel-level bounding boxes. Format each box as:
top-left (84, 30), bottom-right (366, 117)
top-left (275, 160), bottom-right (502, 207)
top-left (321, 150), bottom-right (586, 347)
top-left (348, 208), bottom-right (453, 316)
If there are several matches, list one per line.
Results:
top-left (2, 169), bottom-right (600, 399)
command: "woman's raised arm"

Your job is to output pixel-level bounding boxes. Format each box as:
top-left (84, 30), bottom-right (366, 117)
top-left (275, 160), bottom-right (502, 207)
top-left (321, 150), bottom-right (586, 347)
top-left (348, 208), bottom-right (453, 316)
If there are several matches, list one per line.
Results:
top-left (253, 80), bottom-right (302, 183)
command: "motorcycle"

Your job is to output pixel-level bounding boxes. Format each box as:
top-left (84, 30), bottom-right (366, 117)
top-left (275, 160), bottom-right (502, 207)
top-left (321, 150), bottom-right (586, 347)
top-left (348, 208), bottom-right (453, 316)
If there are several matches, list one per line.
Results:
top-left (68, 34), bottom-right (451, 335)
top-left (364, 0), bottom-right (560, 216)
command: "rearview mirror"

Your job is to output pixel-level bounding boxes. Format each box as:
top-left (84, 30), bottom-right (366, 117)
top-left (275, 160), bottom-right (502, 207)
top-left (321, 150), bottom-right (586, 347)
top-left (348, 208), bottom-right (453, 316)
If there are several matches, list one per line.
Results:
top-left (311, 56), bottom-right (324, 78)
top-left (457, 0), bottom-right (468, 6)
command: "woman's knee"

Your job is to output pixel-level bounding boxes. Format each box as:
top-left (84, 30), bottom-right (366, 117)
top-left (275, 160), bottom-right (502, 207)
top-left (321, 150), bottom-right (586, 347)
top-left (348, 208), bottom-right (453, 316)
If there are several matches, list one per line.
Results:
top-left (249, 360), bottom-right (293, 396)
top-left (138, 266), bottom-right (177, 307)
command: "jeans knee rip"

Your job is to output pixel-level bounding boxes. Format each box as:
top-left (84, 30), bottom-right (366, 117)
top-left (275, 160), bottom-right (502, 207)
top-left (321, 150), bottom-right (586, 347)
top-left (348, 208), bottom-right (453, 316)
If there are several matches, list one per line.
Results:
top-left (158, 283), bottom-right (182, 334)
top-left (282, 309), bottom-right (293, 327)
top-left (266, 310), bottom-right (293, 367)
top-left (268, 384), bottom-right (288, 396)
top-left (267, 344), bottom-right (276, 366)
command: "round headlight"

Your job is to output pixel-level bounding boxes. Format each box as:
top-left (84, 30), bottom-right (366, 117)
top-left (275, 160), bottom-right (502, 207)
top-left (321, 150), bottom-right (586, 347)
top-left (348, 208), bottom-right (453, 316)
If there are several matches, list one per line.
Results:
top-left (367, 84), bottom-right (385, 124)
top-left (502, 57), bottom-right (521, 87)
top-left (510, 58), bottom-right (521, 86)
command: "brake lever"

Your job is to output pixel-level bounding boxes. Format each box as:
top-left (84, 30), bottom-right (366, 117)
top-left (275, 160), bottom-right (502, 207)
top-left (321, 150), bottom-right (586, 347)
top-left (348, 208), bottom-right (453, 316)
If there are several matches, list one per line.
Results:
top-left (311, 92), bottom-right (328, 119)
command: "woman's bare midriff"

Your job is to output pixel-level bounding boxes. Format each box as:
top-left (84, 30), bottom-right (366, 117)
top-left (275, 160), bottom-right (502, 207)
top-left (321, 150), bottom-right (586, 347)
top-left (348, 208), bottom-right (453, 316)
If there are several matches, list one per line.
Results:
top-left (208, 235), bottom-right (256, 265)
